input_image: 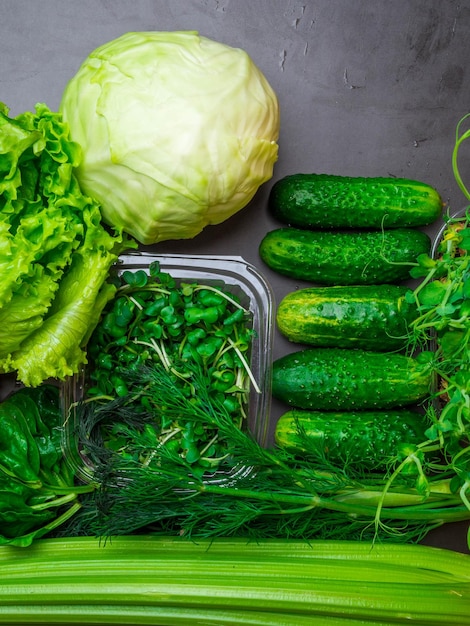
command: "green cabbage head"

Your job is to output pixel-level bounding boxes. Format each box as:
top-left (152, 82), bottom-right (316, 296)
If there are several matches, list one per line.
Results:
top-left (59, 31), bottom-right (280, 244)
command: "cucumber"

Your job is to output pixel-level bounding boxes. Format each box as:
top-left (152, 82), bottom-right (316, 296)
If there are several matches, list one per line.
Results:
top-left (272, 348), bottom-right (433, 411)
top-left (259, 227), bottom-right (431, 285)
top-left (269, 173), bottom-right (443, 229)
top-left (274, 408), bottom-right (427, 471)
top-left (276, 284), bottom-right (418, 351)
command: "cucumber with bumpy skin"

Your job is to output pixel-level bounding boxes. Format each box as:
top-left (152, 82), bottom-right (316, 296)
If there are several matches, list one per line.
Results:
top-left (259, 227), bottom-right (431, 285)
top-left (276, 284), bottom-right (418, 350)
top-left (272, 348), bottom-right (433, 411)
top-left (274, 408), bottom-right (428, 471)
top-left (269, 173), bottom-right (443, 229)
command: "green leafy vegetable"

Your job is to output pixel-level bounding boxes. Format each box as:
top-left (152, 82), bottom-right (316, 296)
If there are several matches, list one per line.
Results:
top-left (0, 385), bottom-right (93, 547)
top-left (59, 31), bottom-right (280, 244)
top-left (0, 102), bottom-right (134, 386)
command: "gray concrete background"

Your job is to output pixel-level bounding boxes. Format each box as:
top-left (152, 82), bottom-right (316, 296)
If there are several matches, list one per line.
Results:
top-left (1, 0), bottom-right (469, 551)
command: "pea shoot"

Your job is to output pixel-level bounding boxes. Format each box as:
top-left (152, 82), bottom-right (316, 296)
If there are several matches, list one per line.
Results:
top-left (82, 261), bottom-right (258, 476)
top-left (381, 116), bottom-right (470, 522)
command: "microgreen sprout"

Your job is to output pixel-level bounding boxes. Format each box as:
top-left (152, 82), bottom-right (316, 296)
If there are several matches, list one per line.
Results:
top-left (81, 261), bottom-right (258, 476)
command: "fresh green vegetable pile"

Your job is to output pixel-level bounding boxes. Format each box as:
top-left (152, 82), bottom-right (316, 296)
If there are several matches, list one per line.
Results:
top-left (0, 102), bottom-right (133, 387)
top-left (45, 162), bottom-right (467, 546)
top-left (0, 536), bottom-right (468, 625)
top-left (261, 161), bottom-right (469, 546)
top-left (2, 28), bottom-right (469, 626)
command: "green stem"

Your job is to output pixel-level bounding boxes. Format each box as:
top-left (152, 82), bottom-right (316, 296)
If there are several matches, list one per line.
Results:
top-left (199, 482), bottom-right (469, 523)
top-left (31, 492), bottom-right (80, 511)
top-left (190, 284), bottom-right (247, 311)
top-left (452, 113), bottom-right (470, 200)
top-left (39, 482), bottom-right (97, 496)
top-left (226, 336), bottom-right (261, 393)
top-left (460, 481), bottom-right (470, 511)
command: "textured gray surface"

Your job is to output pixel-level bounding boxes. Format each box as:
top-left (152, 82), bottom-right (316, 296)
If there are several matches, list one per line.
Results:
top-left (1, 0), bottom-right (469, 551)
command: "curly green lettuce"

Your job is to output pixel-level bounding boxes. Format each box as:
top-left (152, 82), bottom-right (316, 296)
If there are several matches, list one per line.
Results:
top-left (0, 102), bottom-right (134, 386)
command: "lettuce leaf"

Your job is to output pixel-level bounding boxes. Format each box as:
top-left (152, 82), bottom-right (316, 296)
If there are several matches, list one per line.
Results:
top-left (0, 102), bottom-right (134, 386)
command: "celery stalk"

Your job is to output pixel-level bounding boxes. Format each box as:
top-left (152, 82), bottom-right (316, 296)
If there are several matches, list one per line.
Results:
top-left (0, 537), bottom-right (468, 625)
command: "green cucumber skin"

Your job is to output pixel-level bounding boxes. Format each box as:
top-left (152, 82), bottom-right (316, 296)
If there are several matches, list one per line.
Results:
top-left (276, 285), bottom-right (418, 351)
top-left (259, 227), bottom-right (431, 285)
top-left (272, 348), bottom-right (433, 411)
top-left (269, 173), bottom-right (443, 229)
top-left (274, 408), bottom-right (427, 470)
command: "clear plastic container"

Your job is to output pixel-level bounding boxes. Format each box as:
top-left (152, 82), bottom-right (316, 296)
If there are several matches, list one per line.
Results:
top-left (61, 253), bottom-right (275, 482)
top-left (431, 206), bottom-right (469, 258)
